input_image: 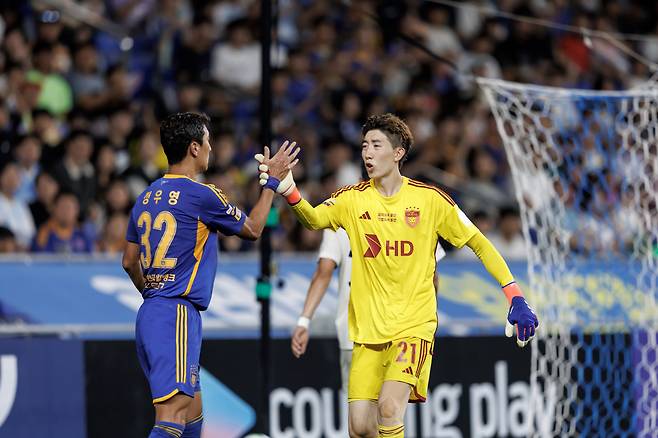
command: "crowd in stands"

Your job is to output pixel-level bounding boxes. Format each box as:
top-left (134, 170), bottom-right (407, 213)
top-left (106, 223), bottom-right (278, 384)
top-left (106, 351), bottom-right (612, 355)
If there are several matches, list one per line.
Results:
top-left (0, 0), bottom-right (653, 258)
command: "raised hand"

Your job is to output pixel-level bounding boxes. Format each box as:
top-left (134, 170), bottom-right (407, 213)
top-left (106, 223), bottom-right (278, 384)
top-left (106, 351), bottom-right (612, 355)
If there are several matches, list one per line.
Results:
top-left (254, 141), bottom-right (301, 202)
top-left (256, 140), bottom-right (300, 181)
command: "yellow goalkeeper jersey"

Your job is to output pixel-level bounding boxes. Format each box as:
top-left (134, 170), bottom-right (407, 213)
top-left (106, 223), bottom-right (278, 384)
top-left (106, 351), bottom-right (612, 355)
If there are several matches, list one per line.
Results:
top-left (291, 177), bottom-right (478, 344)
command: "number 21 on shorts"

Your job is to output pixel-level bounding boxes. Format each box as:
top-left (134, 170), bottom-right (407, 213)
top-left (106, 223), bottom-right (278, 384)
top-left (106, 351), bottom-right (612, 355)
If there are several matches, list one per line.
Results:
top-left (395, 339), bottom-right (417, 364)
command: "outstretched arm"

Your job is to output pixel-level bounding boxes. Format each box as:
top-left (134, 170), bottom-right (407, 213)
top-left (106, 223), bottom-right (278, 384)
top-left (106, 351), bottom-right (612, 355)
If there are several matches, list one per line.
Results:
top-left (256, 144), bottom-right (340, 231)
top-left (465, 231), bottom-right (515, 287)
top-left (291, 258), bottom-right (337, 358)
top-left (466, 231), bottom-right (539, 347)
top-left (237, 189), bottom-right (275, 240)
top-left (289, 199), bottom-right (335, 230)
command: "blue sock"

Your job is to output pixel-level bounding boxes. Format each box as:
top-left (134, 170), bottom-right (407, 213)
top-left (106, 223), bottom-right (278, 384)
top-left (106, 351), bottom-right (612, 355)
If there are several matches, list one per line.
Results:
top-left (181, 414), bottom-right (203, 438)
top-left (149, 421), bottom-right (184, 438)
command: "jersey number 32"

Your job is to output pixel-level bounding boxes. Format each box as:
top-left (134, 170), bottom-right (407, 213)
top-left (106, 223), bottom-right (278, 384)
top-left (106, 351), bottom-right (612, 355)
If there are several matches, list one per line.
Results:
top-left (137, 211), bottom-right (178, 269)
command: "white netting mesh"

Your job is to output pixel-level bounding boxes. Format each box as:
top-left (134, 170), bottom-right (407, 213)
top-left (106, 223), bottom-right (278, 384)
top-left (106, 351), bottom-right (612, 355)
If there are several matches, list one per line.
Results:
top-left (478, 78), bottom-right (658, 437)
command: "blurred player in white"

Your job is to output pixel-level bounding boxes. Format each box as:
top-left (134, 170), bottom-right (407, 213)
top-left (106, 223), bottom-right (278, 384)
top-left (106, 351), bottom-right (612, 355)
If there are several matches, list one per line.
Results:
top-left (291, 228), bottom-right (445, 390)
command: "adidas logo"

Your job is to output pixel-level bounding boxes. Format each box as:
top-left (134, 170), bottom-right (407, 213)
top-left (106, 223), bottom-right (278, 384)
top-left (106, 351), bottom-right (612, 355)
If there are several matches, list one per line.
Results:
top-left (402, 366), bottom-right (413, 375)
top-left (359, 211), bottom-right (372, 220)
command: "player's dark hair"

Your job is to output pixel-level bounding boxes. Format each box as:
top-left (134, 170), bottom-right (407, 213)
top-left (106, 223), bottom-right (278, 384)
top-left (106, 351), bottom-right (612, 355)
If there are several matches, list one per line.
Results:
top-left (159, 112), bottom-right (210, 165)
top-left (361, 113), bottom-right (413, 168)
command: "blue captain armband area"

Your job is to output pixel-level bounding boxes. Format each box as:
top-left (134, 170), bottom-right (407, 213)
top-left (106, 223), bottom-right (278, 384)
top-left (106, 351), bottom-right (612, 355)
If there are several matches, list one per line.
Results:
top-left (262, 175), bottom-right (281, 192)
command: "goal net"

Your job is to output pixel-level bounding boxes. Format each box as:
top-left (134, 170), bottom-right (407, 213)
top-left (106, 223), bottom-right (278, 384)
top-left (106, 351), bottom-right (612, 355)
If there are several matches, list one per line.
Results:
top-left (478, 78), bottom-right (658, 437)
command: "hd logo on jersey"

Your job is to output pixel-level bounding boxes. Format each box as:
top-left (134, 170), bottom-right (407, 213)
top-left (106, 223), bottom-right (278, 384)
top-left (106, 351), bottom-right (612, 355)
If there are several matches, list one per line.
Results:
top-left (364, 234), bottom-right (414, 257)
top-left (405, 207), bottom-right (420, 228)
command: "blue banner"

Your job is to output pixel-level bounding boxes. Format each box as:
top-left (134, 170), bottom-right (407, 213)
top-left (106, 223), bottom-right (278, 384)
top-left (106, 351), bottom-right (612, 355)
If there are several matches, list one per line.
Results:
top-left (0, 256), bottom-right (642, 336)
top-left (0, 339), bottom-right (85, 438)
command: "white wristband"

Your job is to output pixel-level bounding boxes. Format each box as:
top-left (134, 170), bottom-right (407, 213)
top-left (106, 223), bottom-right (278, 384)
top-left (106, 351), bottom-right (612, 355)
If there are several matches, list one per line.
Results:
top-left (297, 316), bottom-right (310, 329)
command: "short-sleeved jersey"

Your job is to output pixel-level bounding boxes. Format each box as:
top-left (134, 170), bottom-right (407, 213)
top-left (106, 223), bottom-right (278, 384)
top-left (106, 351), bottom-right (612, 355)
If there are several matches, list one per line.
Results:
top-left (294, 177), bottom-right (477, 344)
top-left (126, 174), bottom-right (245, 310)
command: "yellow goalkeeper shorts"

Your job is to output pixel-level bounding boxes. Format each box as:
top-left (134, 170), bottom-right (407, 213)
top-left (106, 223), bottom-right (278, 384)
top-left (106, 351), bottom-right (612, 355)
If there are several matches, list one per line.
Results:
top-left (348, 336), bottom-right (434, 403)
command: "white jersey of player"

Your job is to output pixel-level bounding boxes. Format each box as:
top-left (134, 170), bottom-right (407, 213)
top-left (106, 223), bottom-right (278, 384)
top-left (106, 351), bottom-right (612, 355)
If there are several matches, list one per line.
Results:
top-left (318, 228), bottom-right (353, 350)
top-left (317, 228), bottom-right (446, 351)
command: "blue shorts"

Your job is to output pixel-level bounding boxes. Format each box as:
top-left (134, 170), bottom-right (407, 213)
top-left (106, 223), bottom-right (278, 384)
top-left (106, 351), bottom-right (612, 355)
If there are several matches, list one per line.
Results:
top-left (136, 296), bottom-right (202, 403)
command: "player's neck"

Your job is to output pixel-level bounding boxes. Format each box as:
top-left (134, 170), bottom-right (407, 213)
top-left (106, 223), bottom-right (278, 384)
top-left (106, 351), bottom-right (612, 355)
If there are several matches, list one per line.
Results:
top-left (167, 162), bottom-right (199, 180)
top-left (373, 169), bottom-right (403, 197)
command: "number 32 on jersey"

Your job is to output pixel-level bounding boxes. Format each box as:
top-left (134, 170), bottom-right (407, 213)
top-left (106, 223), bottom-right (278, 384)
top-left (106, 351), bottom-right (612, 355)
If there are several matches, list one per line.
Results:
top-left (137, 211), bottom-right (178, 269)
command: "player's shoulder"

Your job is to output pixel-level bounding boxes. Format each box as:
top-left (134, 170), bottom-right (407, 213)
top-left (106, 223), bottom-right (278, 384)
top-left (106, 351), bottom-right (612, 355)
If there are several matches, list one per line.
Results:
top-left (406, 178), bottom-right (456, 206)
top-left (197, 182), bottom-right (230, 205)
top-left (330, 180), bottom-right (370, 199)
top-left (164, 177), bottom-right (230, 206)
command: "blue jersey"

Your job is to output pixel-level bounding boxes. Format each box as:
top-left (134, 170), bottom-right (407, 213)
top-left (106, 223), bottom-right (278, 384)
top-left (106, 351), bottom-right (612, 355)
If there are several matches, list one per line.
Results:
top-left (126, 174), bottom-right (246, 310)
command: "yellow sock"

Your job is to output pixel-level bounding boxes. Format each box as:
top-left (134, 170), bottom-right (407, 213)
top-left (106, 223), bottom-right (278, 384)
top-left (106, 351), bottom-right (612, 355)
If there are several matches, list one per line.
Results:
top-left (378, 423), bottom-right (404, 437)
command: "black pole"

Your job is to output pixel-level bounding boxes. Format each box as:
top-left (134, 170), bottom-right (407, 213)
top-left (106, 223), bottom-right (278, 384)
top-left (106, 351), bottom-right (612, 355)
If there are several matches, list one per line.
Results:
top-left (257, 0), bottom-right (272, 434)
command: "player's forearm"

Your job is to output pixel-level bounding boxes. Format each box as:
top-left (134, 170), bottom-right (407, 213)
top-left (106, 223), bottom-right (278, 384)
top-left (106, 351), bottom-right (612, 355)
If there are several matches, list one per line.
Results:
top-left (466, 231), bottom-right (515, 287)
top-left (301, 273), bottom-right (332, 318)
top-left (290, 198), bottom-right (332, 230)
top-left (243, 189), bottom-right (275, 239)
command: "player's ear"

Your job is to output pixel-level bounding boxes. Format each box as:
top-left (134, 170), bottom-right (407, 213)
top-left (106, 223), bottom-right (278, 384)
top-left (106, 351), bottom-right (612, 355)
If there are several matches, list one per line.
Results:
top-left (394, 146), bottom-right (405, 162)
top-left (189, 140), bottom-right (200, 158)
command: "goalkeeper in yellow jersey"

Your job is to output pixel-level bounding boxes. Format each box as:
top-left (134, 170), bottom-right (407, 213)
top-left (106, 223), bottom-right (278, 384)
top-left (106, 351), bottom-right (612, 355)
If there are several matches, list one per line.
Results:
top-left (256, 114), bottom-right (539, 438)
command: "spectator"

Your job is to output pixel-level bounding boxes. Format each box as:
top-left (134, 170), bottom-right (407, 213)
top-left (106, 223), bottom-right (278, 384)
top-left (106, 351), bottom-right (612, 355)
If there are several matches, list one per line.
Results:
top-left (123, 131), bottom-right (163, 199)
top-left (103, 179), bottom-right (131, 215)
top-left (176, 82), bottom-right (204, 113)
top-left (29, 171), bottom-right (59, 228)
top-left (173, 17), bottom-right (216, 83)
top-left (0, 162), bottom-right (36, 249)
top-left (32, 190), bottom-right (93, 253)
top-left (13, 134), bottom-right (42, 202)
top-left (103, 64), bottom-right (135, 110)
top-left (0, 226), bottom-right (18, 253)
top-left (50, 129), bottom-right (96, 216)
top-left (96, 212), bottom-right (128, 254)
top-left (463, 146), bottom-right (510, 213)
top-left (31, 108), bottom-right (63, 151)
top-left (103, 105), bottom-right (135, 168)
top-left (405, 5), bottom-right (461, 58)
top-left (322, 141), bottom-right (360, 188)
top-left (9, 67), bottom-right (41, 132)
top-left (488, 206), bottom-right (527, 260)
top-left (25, 40), bottom-right (73, 116)
top-left (210, 18), bottom-right (260, 93)
top-left (68, 43), bottom-right (107, 112)
top-left (94, 144), bottom-right (119, 198)
top-left (3, 27), bottom-right (31, 68)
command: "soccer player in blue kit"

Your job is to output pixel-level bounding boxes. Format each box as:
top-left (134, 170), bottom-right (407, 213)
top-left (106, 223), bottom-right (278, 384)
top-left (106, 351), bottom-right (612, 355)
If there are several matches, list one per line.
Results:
top-left (122, 112), bottom-right (299, 438)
